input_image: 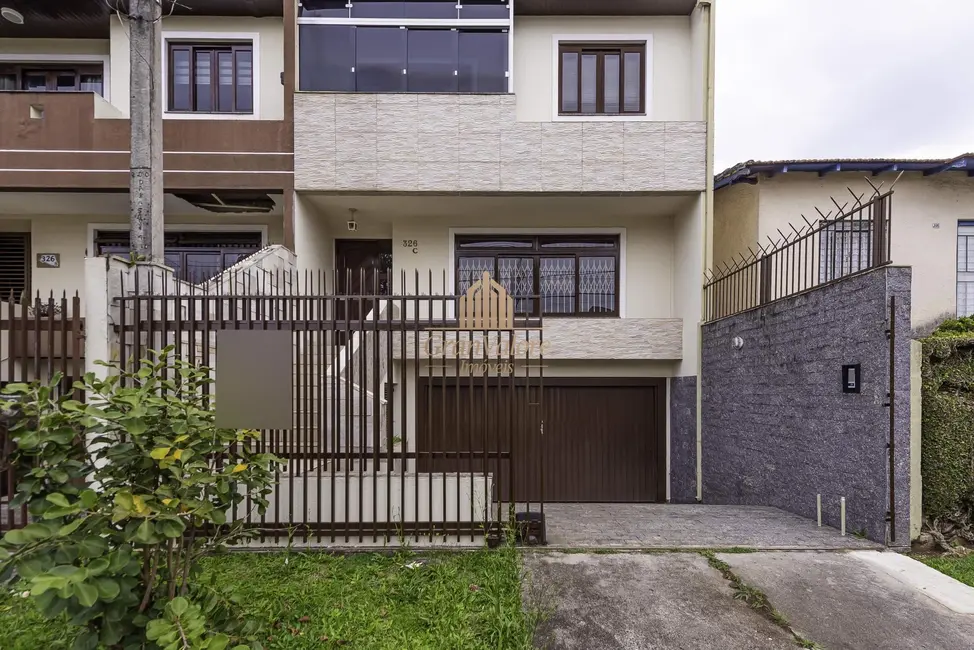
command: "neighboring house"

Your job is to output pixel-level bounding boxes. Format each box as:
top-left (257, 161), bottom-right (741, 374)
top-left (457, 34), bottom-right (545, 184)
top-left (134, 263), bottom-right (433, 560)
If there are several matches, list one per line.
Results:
top-left (0, 0), bottom-right (291, 312)
top-left (290, 0), bottom-right (716, 505)
top-left (714, 154), bottom-right (974, 332)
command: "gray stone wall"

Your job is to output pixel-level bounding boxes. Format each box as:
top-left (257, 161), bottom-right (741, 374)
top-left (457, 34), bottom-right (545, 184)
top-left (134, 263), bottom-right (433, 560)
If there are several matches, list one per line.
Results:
top-left (701, 267), bottom-right (912, 546)
top-left (669, 375), bottom-right (698, 503)
top-left (294, 93), bottom-right (707, 193)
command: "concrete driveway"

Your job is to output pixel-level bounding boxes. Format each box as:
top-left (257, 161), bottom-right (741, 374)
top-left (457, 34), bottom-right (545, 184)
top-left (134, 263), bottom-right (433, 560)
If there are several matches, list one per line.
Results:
top-left (524, 550), bottom-right (974, 650)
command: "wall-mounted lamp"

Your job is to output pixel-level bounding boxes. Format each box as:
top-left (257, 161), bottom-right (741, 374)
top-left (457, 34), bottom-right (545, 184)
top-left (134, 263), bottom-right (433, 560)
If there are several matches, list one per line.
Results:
top-left (0, 7), bottom-right (24, 24)
top-left (731, 336), bottom-right (744, 350)
top-left (347, 208), bottom-right (358, 232)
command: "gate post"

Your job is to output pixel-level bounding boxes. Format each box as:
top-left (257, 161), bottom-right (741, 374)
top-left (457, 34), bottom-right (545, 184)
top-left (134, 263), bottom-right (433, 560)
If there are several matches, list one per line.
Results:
top-left (871, 194), bottom-right (889, 266)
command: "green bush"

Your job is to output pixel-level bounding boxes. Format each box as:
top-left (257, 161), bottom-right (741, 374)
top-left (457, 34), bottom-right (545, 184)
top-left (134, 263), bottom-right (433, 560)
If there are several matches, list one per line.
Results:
top-left (0, 347), bottom-right (281, 650)
top-left (931, 317), bottom-right (974, 337)
top-left (921, 336), bottom-right (974, 521)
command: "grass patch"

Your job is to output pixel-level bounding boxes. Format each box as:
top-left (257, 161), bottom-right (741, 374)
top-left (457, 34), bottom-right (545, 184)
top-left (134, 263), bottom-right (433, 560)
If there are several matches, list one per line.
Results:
top-left (699, 551), bottom-right (819, 649)
top-left (0, 546), bottom-right (539, 650)
top-left (915, 553), bottom-right (974, 587)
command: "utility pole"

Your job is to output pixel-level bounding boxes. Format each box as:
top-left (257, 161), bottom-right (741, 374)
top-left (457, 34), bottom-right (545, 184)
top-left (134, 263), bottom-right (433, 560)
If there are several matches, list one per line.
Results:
top-left (129, 0), bottom-right (164, 261)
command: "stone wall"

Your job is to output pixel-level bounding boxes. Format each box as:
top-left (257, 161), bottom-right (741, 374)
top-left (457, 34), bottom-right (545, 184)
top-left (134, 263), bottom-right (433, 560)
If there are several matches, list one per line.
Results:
top-left (701, 266), bottom-right (912, 546)
top-left (669, 375), bottom-right (698, 503)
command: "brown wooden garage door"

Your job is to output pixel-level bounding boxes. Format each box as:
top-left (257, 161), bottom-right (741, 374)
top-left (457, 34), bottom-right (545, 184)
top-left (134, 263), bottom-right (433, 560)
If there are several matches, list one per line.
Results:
top-left (418, 378), bottom-right (666, 503)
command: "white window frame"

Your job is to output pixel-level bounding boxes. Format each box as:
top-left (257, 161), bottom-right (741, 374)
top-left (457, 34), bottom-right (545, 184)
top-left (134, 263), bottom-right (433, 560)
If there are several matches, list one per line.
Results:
top-left (550, 34), bottom-right (654, 122)
top-left (296, 2), bottom-right (514, 93)
top-left (161, 31), bottom-right (261, 120)
top-left (0, 53), bottom-right (112, 103)
top-left (957, 222), bottom-right (974, 316)
top-left (448, 227), bottom-right (627, 318)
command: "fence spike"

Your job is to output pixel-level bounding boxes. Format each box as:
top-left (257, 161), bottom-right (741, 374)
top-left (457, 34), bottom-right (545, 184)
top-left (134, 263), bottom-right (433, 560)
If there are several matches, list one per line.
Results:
top-left (888, 170), bottom-right (905, 192)
top-left (846, 187), bottom-right (866, 209)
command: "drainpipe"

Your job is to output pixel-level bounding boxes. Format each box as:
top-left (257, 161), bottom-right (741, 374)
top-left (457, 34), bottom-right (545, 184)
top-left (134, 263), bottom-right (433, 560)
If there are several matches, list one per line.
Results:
top-left (696, 0), bottom-right (716, 502)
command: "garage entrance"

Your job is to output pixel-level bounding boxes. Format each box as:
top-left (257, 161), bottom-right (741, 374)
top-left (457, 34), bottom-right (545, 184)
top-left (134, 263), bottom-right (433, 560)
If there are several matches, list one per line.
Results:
top-left (419, 378), bottom-right (666, 504)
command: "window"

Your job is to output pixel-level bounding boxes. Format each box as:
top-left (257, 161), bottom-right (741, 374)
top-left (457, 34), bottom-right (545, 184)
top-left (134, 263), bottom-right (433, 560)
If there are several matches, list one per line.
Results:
top-left (455, 236), bottom-right (620, 317)
top-left (0, 233), bottom-right (29, 303)
top-left (819, 220), bottom-right (876, 283)
top-left (168, 43), bottom-right (253, 113)
top-left (558, 43), bottom-right (645, 115)
top-left (958, 223), bottom-right (974, 316)
top-left (94, 231), bottom-right (262, 284)
top-left (0, 64), bottom-right (104, 96)
top-left (298, 0), bottom-right (511, 93)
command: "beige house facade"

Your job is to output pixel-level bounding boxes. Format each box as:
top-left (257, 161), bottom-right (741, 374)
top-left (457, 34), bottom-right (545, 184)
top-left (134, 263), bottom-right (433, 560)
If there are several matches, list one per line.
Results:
top-left (714, 154), bottom-right (974, 332)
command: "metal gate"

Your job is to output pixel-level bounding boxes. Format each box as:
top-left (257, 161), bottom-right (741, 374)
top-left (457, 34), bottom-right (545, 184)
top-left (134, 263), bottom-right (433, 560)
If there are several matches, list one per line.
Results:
top-left (116, 268), bottom-right (544, 546)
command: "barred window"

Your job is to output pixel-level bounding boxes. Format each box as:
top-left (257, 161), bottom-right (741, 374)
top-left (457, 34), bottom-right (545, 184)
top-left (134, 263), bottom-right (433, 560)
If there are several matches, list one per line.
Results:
top-left (958, 223), bottom-right (974, 316)
top-left (819, 220), bottom-right (872, 283)
top-left (455, 236), bottom-right (619, 317)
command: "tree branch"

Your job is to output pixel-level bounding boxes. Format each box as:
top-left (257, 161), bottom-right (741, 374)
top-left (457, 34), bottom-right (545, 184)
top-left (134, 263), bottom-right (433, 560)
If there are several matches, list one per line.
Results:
top-left (139, 545), bottom-right (161, 613)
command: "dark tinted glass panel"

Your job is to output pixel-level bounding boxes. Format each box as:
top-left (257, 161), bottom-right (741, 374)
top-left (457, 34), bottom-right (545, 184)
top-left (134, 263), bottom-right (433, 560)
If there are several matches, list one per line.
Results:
top-left (351, 1), bottom-right (405, 17)
top-left (23, 73), bottom-right (46, 91)
top-left (405, 1), bottom-right (458, 17)
top-left (407, 29), bottom-right (457, 92)
top-left (80, 74), bottom-right (103, 95)
top-left (356, 27), bottom-right (406, 91)
top-left (55, 72), bottom-right (76, 91)
top-left (624, 51), bottom-right (641, 111)
top-left (194, 51), bottom-right (212, 111)
top-left (185, 252), bottom-right (223, 284)
top-left (561, 52), bottom-right (578, 112)
top-left (457, 257), bottom-right (494, 294)
top-left (299, 25), bottom-right (355, 91)
top-left (540, 257), bottom-right (575, 314)
top-left (164, 253), bottom-right (183, 278)
top-left (459, 1), bottom-right (509, 18)
top-left (498, 257), bottom-right (534, 314)
top-left (171, 48), bottom-right (191, 110)
top-left (604, 54), bottom-right (620, 113)
top-left (299, 0), bottom-right (349, 16)
top-left (579, 256), bottom-right (616, 314)
top-left (216, 51), bottom-right (233, 112)
top-left (458, 30), bottom-right (507, 93)
top-left (0, 73), bottom-right (15, 91)
top-left (457, 239), bottom-right (532, 249)
top-left (235, 49), bottom-right (253, 112)
top-left (580, 53), bottom-right (597, 113)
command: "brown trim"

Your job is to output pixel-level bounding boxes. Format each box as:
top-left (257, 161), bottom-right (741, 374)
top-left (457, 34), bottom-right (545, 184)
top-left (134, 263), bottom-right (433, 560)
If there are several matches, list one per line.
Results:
top-left (283, 0), bottom-right (297, 250)
top-left (557, 42), bottom-right (646, 116)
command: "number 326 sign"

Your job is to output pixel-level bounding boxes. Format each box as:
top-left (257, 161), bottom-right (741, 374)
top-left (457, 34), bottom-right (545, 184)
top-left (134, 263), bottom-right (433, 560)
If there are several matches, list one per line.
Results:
top-left (36, 253), bottom-right (61, 268)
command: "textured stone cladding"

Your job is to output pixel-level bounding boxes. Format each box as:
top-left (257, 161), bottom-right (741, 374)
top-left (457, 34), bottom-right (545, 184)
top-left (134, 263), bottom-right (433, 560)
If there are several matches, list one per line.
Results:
top-left (701, 267), bottom-right (912, 546)
top-left (669, 375), bottom-right (698, 503)
top-left (295, 93), bottom-right (708, 192)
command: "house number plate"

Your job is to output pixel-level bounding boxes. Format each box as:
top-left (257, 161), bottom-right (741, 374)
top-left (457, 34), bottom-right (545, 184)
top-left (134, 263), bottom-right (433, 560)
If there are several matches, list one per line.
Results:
top-left (37, 253), bottom-right (61, 268)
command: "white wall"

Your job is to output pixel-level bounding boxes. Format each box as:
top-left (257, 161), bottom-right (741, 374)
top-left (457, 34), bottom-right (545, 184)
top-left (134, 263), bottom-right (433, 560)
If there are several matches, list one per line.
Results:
top-left (742, 171), bottom-right (974, 331)
top-left (110, 16), bottom-right (284, 119)
top-left (513, 16), bottom-right (694, 122)
top-left (673, 193), bottom-right (704, 375)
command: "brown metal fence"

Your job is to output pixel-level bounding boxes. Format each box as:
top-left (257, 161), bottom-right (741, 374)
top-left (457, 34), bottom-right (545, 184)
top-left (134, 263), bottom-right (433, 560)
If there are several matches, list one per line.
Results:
top-left (705, 190), bottom-right (893, 322)
top-left (1, 292), bottom-right (84, 533)
top-left (116, 269), bottom-right (546, 546)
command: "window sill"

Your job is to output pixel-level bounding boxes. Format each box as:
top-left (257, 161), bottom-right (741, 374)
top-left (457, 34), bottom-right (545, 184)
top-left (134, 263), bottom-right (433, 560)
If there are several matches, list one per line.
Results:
top-left (164, 111), bottom-right (258, 120)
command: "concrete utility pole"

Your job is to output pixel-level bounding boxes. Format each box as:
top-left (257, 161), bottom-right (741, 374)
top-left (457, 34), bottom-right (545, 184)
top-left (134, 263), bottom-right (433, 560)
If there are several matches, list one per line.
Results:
top-left (129, 0), bottom-right (165, 261)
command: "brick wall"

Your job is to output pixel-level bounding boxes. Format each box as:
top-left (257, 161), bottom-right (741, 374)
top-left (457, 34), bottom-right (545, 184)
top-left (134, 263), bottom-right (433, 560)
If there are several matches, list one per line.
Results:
top-left (701, 266), bottom-right (912, 546)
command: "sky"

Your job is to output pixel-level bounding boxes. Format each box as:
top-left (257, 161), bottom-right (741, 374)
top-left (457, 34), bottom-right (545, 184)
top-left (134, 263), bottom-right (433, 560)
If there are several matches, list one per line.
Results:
top-left (715, 0), bottom-right (974, 173)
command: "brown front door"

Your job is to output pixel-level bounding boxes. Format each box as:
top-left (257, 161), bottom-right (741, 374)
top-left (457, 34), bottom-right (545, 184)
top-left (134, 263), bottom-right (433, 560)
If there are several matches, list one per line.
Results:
top-left (335, 239), bottom-right (392, 323)
top-left (418, 378), bottom-right (666, 503)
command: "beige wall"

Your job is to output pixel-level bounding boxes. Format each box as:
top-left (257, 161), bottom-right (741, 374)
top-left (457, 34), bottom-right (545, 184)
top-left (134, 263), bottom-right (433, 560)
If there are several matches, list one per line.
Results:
top-left (110, 16), bottom-right (284, 119)
top-left (713, 182), bottom-right (759, 267)
top-left (513, 16), bottom-right (694, 122)
top-left (728, 171), bottom-right (974, 330)
top-left (0, 213), bottom-right (283, 310)
top-left (673, 193), bottom-right (705, 375)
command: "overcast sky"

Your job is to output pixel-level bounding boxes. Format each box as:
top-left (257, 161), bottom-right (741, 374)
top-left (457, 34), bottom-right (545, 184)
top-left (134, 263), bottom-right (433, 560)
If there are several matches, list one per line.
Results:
top-left (715, 0), bottom-right (974, 173)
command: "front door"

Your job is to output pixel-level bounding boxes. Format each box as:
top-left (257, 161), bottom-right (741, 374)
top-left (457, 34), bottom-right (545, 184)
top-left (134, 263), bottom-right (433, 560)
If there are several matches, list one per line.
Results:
top-left (335, 239), bottom-right (392, 325)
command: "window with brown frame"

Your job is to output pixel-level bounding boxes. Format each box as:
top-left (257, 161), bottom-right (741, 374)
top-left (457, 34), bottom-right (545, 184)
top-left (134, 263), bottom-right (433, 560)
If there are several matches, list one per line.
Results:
top-left (0, 232), bottom-right (30, 303)
top-left (168, 42), bottom-right (254, 114)
top-left (455, 235), bottom-right (620, 317)
top-left (0, 64), bottom-right (104, 95)
top-left (558, 42), bottom-right (645, 115)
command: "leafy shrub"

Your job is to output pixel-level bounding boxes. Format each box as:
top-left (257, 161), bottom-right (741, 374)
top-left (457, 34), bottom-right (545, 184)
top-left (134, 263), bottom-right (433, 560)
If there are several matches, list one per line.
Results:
top-left (0, 347), bottom-right (281, 649)
top-left (931, 317), bottom-right (974, 337)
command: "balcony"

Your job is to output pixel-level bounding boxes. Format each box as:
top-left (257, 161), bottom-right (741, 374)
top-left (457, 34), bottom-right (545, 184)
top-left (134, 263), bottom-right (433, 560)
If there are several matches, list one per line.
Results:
top-left (0, 92), bottom-right (291, 191)
top-left (294, 92), bottom-right (707, 193)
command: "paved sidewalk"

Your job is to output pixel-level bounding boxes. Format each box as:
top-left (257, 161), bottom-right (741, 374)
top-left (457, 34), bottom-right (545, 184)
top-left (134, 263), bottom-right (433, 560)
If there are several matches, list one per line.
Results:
top-left (544, 504), bottom-right (880, 549)
top-left (523, 552), bottom-right (796, 650)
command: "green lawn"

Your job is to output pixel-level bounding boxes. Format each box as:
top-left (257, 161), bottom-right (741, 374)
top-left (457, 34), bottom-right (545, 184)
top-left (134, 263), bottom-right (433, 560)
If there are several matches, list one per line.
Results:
top-left (0, 547), bottom-right (539, 650)
top-left (916, 553), bottom-right (974, 587)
